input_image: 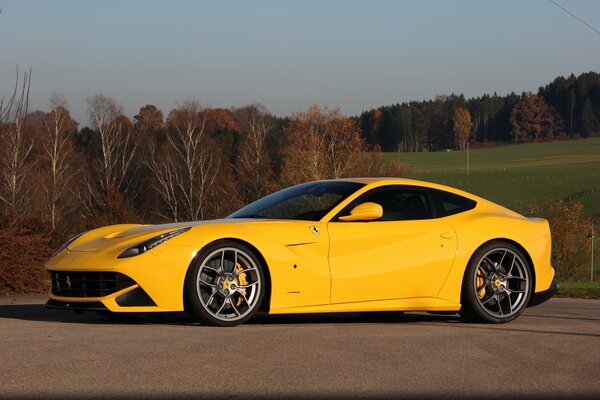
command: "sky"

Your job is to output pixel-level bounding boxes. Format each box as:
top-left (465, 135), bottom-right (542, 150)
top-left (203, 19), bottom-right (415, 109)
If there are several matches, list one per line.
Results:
top-left (1, 0), bottom-right (599, 125)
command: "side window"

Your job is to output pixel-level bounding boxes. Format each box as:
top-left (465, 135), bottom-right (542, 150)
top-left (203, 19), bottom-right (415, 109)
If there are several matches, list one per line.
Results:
top-left (431, 188), bottom-right (477, 217)
top-left (346, 186), bottom-right (434, 221)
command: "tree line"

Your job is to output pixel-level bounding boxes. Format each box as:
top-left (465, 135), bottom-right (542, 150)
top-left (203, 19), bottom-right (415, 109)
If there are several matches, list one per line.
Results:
top-left (357, 71), bottom-right (600, 151)
top-left (0, 70), bottom-right (597, 293)
top-left (0, 82), bottom-right (407, 238)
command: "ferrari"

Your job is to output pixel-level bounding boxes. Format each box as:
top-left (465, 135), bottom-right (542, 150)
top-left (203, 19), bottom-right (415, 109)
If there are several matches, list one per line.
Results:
top-left (45, 178), bottom-right (557, 326)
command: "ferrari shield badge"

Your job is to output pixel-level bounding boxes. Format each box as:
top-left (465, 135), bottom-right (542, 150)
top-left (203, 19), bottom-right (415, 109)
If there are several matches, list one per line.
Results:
top-left (309, 226), bottom-right (320, 236)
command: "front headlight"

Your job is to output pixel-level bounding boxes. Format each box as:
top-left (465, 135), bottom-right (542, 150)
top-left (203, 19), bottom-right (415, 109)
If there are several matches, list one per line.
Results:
top-left (117, 227), bottom-right (190, 259)
top-left (51, 231), bottom-right (87, 258)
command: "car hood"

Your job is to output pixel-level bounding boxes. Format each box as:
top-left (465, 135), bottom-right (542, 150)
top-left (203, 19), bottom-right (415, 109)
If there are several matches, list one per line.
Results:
top-left (68, 218), bottom-right (322, 252)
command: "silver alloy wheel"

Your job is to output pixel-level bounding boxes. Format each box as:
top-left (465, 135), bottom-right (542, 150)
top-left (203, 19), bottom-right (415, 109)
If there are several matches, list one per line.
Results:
top-left (473, 247), bottom-right (530, 319)
top-left (195, 247), bottom-right (261, 322)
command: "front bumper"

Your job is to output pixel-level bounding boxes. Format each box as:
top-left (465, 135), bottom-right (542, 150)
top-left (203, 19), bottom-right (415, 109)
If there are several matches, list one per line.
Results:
top-left (528, 277), bottom-right (558, 307)
top-left (45, 245), bottom-right (196, 312)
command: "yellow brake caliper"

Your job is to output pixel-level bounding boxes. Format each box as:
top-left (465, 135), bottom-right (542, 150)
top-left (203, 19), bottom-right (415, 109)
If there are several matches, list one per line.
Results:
top-left (476, 269), bottom-right (486, 299)
top-left (235, 263), bottom-right (247, 306)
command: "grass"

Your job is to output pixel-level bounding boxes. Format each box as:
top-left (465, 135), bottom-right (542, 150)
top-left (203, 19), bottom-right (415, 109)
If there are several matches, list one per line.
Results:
top-left (556, 281), bottom-right (600, 299)
top-left (389, 137), bottom-right (600, 217)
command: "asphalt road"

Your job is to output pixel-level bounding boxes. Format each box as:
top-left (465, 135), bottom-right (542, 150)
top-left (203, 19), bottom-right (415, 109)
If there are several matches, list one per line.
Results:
top-left (0, 295), bottom-right (598, 399)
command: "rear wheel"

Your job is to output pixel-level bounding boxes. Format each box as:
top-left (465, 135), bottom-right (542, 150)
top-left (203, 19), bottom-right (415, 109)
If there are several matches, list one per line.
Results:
top-left (184, 240), bottom-right (265, 327)
top-left (460, 242), bottom-right (532, 323)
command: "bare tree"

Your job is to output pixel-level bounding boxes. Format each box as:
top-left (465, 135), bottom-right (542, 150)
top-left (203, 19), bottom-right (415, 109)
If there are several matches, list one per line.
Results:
top-left (147, 100), bottom-right (220, 221)
top-left (40, 94), bottom-right (78, 230)
top-left (145, 148), bottom-right (180, 221)
top-left (86, 93), bottom-right (138, 193)
top-left (80, 94), bottom-right (139, 220)
top-left (0, 67), bottom-right (33, 216)
top-left (235, 104), bottom-right (274, 202)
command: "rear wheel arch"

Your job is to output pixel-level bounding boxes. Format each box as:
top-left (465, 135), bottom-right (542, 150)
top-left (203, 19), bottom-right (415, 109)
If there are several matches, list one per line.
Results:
top-left (461, 238), bottom-right (536, 300)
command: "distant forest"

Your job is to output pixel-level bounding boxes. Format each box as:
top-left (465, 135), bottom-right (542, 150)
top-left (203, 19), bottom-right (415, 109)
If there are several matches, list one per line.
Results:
top-left (356, 71), bottom-right (600, 152)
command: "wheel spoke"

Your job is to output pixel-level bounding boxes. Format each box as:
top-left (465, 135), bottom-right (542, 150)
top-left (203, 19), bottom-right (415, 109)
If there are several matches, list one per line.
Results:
top-left (504, 287), bottom-right (526, 294)
top-left (236, 281), bottom-right (258, 289)
top-left (498, 251), bottom-right (507, 271)
top-left (507, 255), bottom-right (516, 276)
top-left (234, 266), bottom-right (257, 277)
top-left (198, 277), bottom-right (216, 287)
top-left (482, 294), bottom-right (496, 305)
top-left (237, 290), bottom-right (251, 307)
top-left (220, 251), bottom-right (225, 272)
top-left (230, 297), bottom-right (241, 316)
top-left (506, 275), bottom-right (526, 281)
top-left (233, 250), bottom-right (238, 273)
top-left (206, 289), bottom-right (218, 306)
top-left (505, 291), bottom-right (513, 312)
top-left (496, 294), bottom-right (504, 316)
top-left (477, 266), bottom-right (493, 281)
top-left (215, 297), bottom-right (228, 315)
top-left (203, 265), bottom-right (220, 275)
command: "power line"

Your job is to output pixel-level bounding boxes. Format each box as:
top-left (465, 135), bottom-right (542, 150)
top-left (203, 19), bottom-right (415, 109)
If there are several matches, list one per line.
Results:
top-left (549, 0), bottom-right (600, 36)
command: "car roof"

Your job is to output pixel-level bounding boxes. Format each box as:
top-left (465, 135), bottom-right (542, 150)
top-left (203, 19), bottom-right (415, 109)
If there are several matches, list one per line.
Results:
top-left (325, 177), bottom-right (490, 205)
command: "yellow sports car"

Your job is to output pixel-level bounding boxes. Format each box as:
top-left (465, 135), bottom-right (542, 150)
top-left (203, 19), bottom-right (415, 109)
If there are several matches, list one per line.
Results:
top-left (45, 178), bottom-right (557, 326)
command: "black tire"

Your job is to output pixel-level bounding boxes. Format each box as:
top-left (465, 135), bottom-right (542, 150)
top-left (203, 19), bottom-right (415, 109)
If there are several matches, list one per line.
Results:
top-left (460, 241), bottom-right (533, 323)
top-left (184, 240), bottom-right (266, 327)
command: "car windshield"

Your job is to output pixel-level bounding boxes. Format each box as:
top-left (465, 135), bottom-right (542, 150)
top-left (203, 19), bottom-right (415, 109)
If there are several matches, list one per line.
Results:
top-left (229, 181), bottom-right (364, 221)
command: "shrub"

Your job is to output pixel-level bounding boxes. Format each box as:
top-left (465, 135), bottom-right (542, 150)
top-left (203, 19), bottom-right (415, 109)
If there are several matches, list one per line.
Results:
top-left (0, 217), bottom-right (55, 295)
top-left (525, 201), bottom-right (592, 281)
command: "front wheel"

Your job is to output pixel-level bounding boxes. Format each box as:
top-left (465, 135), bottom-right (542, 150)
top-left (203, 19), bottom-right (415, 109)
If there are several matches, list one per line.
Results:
top-left (184, 241), bottom-right (265, 327)
top-left (460, 242), bottom-right (532, 323)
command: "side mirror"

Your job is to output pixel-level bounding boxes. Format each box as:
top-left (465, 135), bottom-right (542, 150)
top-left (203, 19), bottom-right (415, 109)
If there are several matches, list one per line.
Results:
top-left (339, 202), bottom-right (383, 222)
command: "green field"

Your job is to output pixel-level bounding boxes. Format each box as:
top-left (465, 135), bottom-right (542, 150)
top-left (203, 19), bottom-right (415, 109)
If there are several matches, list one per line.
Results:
top-left (390, 137), bottom-right (600, 218)
top-left (556, 281), bottom-right (600, 299)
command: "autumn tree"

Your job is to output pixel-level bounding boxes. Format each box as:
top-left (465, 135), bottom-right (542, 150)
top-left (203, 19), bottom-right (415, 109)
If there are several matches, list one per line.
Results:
top-left (0, 68), bottom-right (33, 216)
top-left (134, 104), bottom-right (164, 146)
top-left (281, 105), bottom-right (364, 184)
top-left (453, 107), bottom-right (472, 150)
top-left (134, 104), bottom-right (164, 134)
top-left (235, 104), bottom-right (275, 202)
top-left (510, 92), bottom-right (561, 143)
top-left (39, 94), bottom-right (78, 230)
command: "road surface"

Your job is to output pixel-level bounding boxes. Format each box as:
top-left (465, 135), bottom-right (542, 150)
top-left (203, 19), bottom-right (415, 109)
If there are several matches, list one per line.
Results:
top-left (0, 295), bottom-right (598, 399)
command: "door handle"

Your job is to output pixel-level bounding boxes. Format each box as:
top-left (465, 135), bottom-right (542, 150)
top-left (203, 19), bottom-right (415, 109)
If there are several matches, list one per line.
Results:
top-left (440, 231), bottom-right (455, 239)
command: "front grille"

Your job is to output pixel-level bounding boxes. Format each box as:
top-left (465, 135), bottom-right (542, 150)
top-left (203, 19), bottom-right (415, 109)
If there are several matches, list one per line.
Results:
top-left (50, 271), bottom-right (135, 298)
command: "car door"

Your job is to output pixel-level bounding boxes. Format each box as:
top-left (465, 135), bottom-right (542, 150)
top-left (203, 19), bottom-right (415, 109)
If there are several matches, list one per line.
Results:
top-left (327, 185), bottom-right (457, 304)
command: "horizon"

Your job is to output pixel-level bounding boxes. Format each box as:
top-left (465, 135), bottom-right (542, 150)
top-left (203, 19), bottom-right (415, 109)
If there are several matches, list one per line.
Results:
top-left (1, 0), bottom-right (599, 125)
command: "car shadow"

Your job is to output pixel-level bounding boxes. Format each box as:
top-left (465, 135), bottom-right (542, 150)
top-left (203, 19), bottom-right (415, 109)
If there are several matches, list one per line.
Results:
top-left (0, 303), bottom-right (462, 325)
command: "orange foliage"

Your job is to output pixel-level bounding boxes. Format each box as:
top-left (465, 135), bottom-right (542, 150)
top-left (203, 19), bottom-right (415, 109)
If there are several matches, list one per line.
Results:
top-left (134, 104), bottom-right (164, 133)
top-left (202, 108), bottom-right (241, 134)
top-left (453, 107), bottom-right (472, 150)
top-left (510, 93), bottom-right (563, 143)
top-left (0, 217), bottom-right (54, 294)
top-left (526, 201), bottom-right (592, 280)
top-left (281, 105), bottom-right (364, 184)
